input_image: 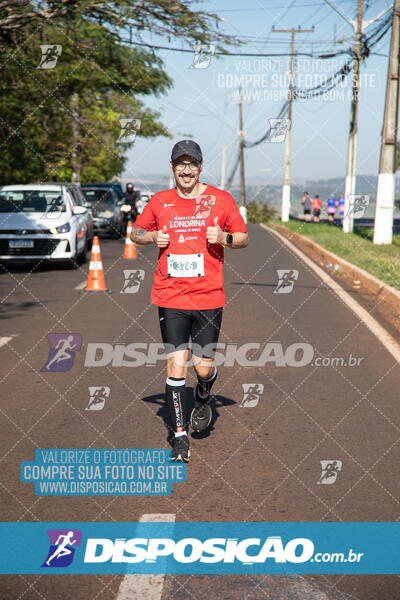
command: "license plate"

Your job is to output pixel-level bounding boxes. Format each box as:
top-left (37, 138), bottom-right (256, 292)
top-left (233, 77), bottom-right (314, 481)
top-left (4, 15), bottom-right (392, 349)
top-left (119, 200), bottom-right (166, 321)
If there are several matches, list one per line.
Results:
top-left (9, 240), bottom-right (34, 248)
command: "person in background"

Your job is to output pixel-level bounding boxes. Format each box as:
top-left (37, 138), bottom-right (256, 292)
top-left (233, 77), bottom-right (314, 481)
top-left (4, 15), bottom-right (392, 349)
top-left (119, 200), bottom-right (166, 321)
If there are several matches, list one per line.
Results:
top-left (301, 191), bottom-right (312, 221)
top-left (338, 193), bottom-right (345, 222)
top-left (326, 194), bottom-right (337, 223)
top-left (312, 194), bottom-right (322, 222)
top-left (124, 183), bottom-right (138, 221)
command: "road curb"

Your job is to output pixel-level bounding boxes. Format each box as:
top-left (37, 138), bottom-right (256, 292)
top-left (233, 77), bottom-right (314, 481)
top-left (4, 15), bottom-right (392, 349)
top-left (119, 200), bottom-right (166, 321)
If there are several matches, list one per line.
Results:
top-left (270, 222), bottom-right (400, 321)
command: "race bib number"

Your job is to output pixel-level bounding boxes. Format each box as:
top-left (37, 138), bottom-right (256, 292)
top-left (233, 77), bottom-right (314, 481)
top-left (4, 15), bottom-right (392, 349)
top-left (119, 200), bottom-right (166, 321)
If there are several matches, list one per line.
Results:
top-left (167, 253), bottom-right (204, 278)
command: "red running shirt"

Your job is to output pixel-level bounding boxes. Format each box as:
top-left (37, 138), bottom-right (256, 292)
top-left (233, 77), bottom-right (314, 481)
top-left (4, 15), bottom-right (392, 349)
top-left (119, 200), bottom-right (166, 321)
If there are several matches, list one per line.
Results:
top-left (133, 185), bottom-right (247, 309)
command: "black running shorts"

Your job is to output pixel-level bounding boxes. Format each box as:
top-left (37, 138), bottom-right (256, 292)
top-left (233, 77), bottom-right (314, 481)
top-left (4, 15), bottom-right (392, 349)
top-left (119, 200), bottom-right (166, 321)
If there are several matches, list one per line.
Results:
top-left (158, 307), bottom-right (223, 358)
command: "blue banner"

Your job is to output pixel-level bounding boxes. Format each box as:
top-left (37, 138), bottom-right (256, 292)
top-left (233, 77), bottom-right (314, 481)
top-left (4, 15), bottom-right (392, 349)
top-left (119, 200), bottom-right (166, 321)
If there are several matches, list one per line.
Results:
top-left (0, 522), bottom-right (399, 574)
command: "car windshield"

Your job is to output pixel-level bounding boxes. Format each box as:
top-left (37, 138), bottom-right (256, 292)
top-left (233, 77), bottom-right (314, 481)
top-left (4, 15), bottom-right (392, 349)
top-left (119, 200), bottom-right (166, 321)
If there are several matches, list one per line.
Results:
top-left (0, 190), bottom-right (66, 213)
top-left (83, 190), bottom-right (114, 204)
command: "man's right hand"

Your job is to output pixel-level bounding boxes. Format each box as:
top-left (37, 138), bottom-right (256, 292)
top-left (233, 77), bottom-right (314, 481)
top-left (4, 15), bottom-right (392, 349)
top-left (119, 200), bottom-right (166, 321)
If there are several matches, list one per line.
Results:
top-left (156, 225), bottom-right (170, 248)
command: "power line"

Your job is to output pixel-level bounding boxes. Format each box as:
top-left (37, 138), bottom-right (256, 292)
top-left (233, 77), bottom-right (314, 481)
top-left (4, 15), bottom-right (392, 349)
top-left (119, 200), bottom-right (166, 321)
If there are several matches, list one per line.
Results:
top-left (119, 37), bottom-right (352, 58)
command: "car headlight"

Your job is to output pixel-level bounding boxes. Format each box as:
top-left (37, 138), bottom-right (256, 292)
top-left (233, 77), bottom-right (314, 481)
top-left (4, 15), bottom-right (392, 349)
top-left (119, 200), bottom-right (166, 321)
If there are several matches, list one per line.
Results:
top-left (49, 222), bottom-right (71, 234)
top-left (98, 210), bottom-right (114, 218)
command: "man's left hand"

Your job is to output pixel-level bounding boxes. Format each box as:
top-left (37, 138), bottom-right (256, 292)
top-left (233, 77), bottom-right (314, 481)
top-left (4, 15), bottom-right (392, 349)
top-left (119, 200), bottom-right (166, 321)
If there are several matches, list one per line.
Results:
top-left (206, 217), bottom-right (225, 245)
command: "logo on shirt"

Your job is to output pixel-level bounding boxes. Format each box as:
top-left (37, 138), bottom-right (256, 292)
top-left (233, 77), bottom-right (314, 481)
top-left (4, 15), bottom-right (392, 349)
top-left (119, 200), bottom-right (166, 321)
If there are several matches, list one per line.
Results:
top-left (192, 195), bottom-right (216, 219)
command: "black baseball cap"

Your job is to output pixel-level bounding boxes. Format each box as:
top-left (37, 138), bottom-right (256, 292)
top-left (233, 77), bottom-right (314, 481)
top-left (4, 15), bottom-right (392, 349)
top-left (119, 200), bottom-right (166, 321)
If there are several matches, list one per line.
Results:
top-left (171, 140), bottom-right (202, 163)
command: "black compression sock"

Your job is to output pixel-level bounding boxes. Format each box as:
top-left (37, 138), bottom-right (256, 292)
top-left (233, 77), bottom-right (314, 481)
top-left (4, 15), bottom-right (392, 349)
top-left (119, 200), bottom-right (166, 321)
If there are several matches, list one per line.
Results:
top-left (197, 367), bottom-right (217, 399)
top-left (165, 377), bottom-right (187, 435)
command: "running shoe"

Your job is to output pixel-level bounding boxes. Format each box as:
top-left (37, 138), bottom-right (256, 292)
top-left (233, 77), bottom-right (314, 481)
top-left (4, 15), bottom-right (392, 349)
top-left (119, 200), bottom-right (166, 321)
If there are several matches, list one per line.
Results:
top-left (190, 383), bottom-right (212, 432)
top-left (172, 434), bottom-right (190, 462)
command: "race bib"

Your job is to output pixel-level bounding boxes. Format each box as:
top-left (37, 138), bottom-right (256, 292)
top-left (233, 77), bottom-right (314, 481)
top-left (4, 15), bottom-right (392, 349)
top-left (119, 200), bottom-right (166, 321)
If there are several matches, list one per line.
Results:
top-left (167, 253), bottom-right (204, 278)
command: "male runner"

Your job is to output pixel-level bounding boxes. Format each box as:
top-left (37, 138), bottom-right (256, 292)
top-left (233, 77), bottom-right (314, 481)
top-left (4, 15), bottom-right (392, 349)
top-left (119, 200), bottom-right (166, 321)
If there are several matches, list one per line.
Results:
top-left (131, 140), bottom-right (249, 462)
top-left (301, 192), bottom-right (312, 221)
top-left (312, 194), bottom-right (322, 222)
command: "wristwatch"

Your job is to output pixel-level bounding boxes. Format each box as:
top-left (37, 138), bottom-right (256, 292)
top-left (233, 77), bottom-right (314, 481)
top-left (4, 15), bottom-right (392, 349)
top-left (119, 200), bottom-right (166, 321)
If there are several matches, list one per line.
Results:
top-left (226, 233), bottom-right (233, 246)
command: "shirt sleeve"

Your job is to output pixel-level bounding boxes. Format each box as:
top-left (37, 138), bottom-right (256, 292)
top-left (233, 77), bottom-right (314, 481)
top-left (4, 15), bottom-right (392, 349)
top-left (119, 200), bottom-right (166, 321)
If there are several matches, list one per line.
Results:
top-left (133, 196), bottom-right (157, 231)
top-left (223, 194), bottom-right (247, 234)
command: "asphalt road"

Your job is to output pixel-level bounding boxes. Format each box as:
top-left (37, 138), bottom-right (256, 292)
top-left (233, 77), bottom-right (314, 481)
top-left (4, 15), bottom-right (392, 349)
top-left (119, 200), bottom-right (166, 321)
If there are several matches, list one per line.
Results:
top-left (0, 224), bottom-right (399, 599)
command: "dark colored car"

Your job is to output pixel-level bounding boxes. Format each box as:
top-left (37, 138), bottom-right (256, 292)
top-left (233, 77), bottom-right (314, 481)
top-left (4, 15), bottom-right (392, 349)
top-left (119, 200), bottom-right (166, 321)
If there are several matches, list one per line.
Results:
top-left (82, 186), bottom-right (124, 238)
top-left (81, 182), bottom-right (124, 201)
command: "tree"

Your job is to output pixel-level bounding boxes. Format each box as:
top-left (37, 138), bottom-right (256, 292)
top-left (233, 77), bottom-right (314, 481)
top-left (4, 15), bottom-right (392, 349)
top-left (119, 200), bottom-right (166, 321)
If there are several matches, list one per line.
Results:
top-left (246, 200), bottom-right (276, 224)
top-left (0, 2), bottom-right (237, 184)
top-left (0, 20), bottom-right (172, 183)
top-left (0, 0), bottom-right (233, 49)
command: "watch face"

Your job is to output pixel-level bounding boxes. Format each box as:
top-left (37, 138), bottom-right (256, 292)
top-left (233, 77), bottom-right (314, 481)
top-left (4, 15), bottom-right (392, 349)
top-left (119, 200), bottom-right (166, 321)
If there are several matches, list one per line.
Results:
top-left (226, 234), bottom-right (233, 244)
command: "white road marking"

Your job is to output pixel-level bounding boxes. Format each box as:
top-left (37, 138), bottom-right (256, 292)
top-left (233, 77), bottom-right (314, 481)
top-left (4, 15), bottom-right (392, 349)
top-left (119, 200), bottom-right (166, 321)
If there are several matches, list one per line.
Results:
top-left (265, 224), bottom-right (400, 364)
top-left (75, 280), bottom-right (87, 290)
top-left (0, 336), bottom-right (17, 348)
top-left (116, 513), bottom-right (176, 600)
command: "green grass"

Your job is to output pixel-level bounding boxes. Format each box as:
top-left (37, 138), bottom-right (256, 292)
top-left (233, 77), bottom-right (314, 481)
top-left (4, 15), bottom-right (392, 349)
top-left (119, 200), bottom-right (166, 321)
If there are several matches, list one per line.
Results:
top-left (272, 219), bottom-right (400, 290)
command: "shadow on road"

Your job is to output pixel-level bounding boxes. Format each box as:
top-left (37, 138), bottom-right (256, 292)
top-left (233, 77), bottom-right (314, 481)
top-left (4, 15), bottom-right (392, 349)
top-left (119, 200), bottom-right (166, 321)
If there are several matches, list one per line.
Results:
top-left (0, 300), bottom-right (42, 319)
top-left (141, 391), bottom-right (236, 445)
top-left (231, 281), bottom-right (327, 290)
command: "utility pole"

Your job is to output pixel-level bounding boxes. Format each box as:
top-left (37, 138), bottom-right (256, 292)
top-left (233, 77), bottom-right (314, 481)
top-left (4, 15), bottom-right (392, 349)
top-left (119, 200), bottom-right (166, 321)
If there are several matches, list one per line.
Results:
top-left (373, 0), bottom-right (400, 245)
top-left (343, 0), bottom-right (364, 233)
top-left (273, 27), bottom-right (314, 222)
top-left (220, 143), bottom-right (228, 190)
top-left (323, 0), bottom-right (392, 232)
top-left (238, 89), bottom-right (247, 222)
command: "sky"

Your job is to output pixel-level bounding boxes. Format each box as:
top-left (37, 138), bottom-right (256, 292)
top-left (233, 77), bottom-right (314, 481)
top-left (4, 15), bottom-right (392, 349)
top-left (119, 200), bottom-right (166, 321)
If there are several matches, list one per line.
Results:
top-left (121, 0), bottom-right (394, 190)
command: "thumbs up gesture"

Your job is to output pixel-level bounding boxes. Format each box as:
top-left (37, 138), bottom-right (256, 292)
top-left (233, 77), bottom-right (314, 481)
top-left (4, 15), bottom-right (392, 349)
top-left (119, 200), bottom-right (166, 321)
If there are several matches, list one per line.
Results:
top-left (156, 225), bottom-right (170, 248)
top-left (206, 216), bottom-right (224, 245)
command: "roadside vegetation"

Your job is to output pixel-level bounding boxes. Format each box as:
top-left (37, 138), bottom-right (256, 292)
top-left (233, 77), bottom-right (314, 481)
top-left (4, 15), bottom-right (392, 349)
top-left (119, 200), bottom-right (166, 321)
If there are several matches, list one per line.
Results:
top-left (273, 219), bottom-right (400, 290)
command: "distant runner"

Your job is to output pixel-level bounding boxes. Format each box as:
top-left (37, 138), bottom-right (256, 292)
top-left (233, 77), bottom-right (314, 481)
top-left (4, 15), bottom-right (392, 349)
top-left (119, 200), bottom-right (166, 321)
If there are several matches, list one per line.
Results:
top-left (326, 194), bottom-right (337, 223)
top-left (301, 191), bottom-right (312, 221)
top-left (338, 193), bottom-right (345, 221)
top-left (312, 194), bottom-right (322, 222)
top-left (131, 140), bottom-right (249, 462)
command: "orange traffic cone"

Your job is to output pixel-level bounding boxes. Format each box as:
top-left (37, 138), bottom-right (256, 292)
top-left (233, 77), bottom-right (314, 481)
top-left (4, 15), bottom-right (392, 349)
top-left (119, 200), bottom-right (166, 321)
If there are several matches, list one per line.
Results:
top-left (84, 236), bottom-right (110, 292)
top-left (123, 221), bottom-right (137, 259)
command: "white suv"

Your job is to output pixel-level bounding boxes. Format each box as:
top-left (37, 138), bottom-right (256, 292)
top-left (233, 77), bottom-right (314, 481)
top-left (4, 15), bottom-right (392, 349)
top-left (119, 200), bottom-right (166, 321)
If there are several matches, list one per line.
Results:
top-left (0, 184), bottom-right (93, 268)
